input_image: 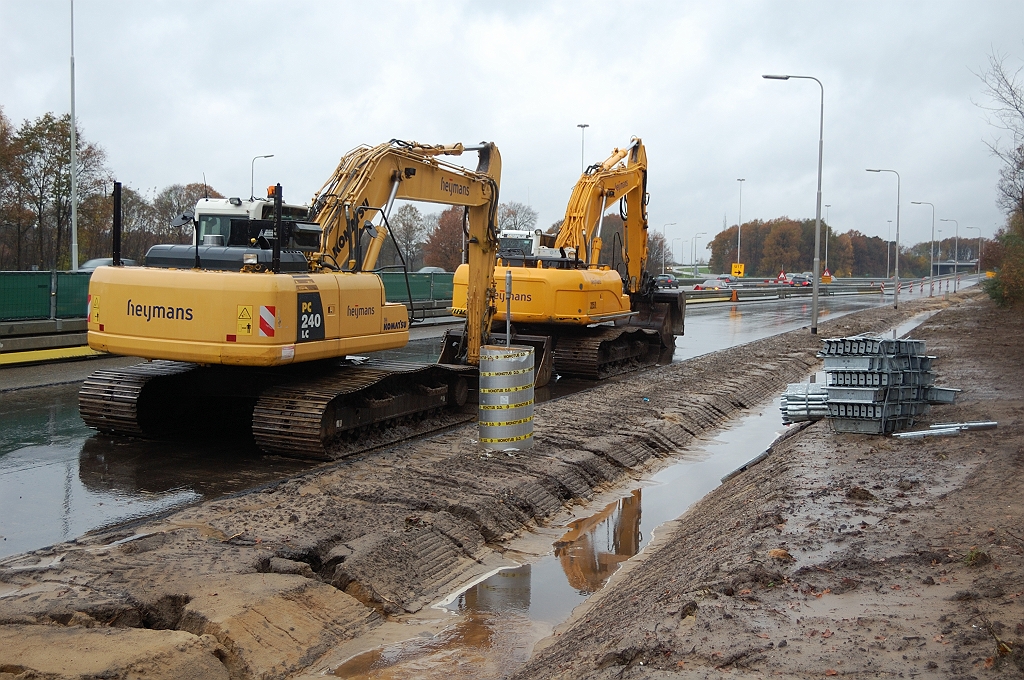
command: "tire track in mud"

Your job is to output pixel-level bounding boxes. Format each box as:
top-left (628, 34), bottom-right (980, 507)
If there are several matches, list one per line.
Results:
top-left (0, 299), bottom-right (949, 679)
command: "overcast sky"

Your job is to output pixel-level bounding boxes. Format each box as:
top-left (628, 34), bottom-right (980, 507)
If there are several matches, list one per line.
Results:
top-left (2, 1), bottom-right (1021, 259)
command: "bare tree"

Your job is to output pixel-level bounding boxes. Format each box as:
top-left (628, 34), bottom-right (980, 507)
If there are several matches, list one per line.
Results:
top-left (13, 112), bottom-right (109, 269)
top-left (154, 182), bottom-right (224, 242)
top-left (646, 230), bottom-right (669, 276)
top-left (422, 206), bottom-right (464, 271)
top-left (498, 201), bottom-right (538, 231)
top-left (977, 50), bottom-right (1024, 216)
top-left (380, 203), bottom-right (427, 269)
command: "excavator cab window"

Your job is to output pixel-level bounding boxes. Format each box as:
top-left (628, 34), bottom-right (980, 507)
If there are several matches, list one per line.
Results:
top-left (197, 215), bottom-right (235, 246)
top-left (498, 236), bottom-right (534, 257)
top-left (260, 205), bottom-right (309, 221)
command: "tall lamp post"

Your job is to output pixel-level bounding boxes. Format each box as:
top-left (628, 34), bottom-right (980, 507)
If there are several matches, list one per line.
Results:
top-left (823, 204), bottom-right (831, 273)
top-left (866, 168), bottom-right (901, 309)
top-left (692, 232), bottom-right (707, 277)
top-left (941, 218), bottom-right (959, 291)
top-left (251, 154), bottom-right (274, 200)
top-left (736, 178), bottom-right (745, 272)
top-left (662, 222), bottom-right (676, 274)
top-left (965, 226), bottom-right (981, 275)
top-left (70, 0), bottom-right (79, 271)
top-left (671, 237), bottom-right (682, 270)
top-left (577, 124), bottom-right (589, 173)
top-left (763, 74), bottom-right (824, 334)
top-left (910, 201), bottom-right (935, 296)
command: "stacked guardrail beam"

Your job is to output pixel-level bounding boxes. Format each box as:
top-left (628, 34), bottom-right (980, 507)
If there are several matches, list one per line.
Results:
top-left (819, 335), bottom-right (958, 434)
top-left (780, 382), bottom-right (829, 424)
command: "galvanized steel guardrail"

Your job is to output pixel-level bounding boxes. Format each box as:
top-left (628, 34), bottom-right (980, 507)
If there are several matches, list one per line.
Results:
top-left (683, 273), bottom-right (970, 303)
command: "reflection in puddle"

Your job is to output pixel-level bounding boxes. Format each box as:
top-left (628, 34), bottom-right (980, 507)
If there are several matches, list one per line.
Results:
top-left (333, 612), bottom-right (539, 680)
top-left (335, 398), bottom-right (789, 678)
top-left (0, 383), bottom-right (315, 559)
top-left (555, 490), bottom-right (641, 595)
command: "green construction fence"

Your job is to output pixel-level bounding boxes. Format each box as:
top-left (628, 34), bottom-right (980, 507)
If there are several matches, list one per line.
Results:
top-left (0, 270), bottom-right (453, 322)
top-left (0, 271), bottom-right (91, 321)
top-left (378, 272), bottom-right (454, 302)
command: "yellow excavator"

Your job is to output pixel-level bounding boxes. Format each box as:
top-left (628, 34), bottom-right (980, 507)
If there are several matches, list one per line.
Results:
top-left (80, 140), bottom-right (501, 459)
top-left (444, 138), bottom-right (683, 386)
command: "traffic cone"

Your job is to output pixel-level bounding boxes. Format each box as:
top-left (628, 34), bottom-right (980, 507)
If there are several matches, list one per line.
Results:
top-left (730, 289), bottom-right (738, 302)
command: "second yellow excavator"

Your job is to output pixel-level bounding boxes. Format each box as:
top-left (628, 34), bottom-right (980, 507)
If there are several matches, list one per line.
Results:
top-left (445, 138), bottom-right (683, 386)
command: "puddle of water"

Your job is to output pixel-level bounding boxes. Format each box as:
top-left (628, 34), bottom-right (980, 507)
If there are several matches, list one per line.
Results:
top-left (0, 383), bottom-right (313, 558)
top-left (332, 611), bottom-right (544, 679)
top-left (334, 397), bottom-right (790, 679)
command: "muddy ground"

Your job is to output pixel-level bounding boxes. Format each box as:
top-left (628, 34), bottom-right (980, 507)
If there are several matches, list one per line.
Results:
top-left (1, 291), bottom-right (1012, 679)
top-left (514, 292), bottom-right (1024, 679)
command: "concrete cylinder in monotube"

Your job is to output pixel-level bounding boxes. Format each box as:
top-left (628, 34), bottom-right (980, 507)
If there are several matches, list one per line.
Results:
top-left (478, 345), bottom-right (535, 450)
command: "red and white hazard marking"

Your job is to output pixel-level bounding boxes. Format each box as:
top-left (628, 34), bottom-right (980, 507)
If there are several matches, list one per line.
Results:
top-left (259, 306), bottom-right (276, 337)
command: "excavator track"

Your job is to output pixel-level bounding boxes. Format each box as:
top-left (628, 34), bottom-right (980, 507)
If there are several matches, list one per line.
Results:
top-left (252, 360), bottom-right (473, 459)
top-left (79, 360), bottom-right (200, 436)
top-left (551, 326), bottom-right (663, 380)
top-left (79, 359), bottom-right (474, 460)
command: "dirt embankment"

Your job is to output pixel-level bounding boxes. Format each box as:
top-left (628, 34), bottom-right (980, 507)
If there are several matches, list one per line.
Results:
top-left (0, 295), bottom-right (970, 679)
top-left (513, 293), bottom-right (1024, 679)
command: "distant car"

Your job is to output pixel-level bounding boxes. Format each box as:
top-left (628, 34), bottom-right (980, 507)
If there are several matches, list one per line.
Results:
top-left (692, 279), bottom-right (726, 291)
top-left (78, 257), bottom-right (137, 272)
top-left (417, 266), bottom-right (447, 273)
top-left (655, 273), bottom-right (679, 288)
top-left (789, 274), bottom-right (812, 286)
top-left (715, 274), bottom-right (736, 283)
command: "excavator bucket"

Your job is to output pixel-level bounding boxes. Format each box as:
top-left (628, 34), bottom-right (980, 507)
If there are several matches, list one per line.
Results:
top-left (438, 327), bottom-right (554, 388)
top-left (627, 290), bottom-right (685, 350)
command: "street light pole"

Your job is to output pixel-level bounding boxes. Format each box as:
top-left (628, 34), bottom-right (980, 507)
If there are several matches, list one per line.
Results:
top-left (692, 232), bottom-right (707, 277)
top-left (671, 237), bottom-right (682, 269)
top-left (965, 226), bottom-right (981, 275)
top-left (910, 201), bottom-right (935, 296)
top-left (736, 178), bottom-right (745, 271)
top-left (823, 204), bottom-right (831, 273)
top-left (577, 124), bottom-right (589, 174)
top-left (70, 0), bottom-right (78, 271)
top-left (662, 222), bottom-right (676, 274)
top-left (250, 154), bottom-right (275, 201)
top-left (941, 218), bottom-right (959, 291)
top-left (763, 74), bottom-right (824, 334)
top-left (866, 168), bottom-right (901, 309)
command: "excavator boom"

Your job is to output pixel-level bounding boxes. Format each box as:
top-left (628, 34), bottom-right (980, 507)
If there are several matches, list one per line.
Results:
top-left (309, 140), bottom-right (500, 365)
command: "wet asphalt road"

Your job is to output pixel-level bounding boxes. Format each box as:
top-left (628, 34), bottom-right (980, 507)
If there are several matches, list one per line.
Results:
top-left (0, 286), bottom-right (964, 559)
